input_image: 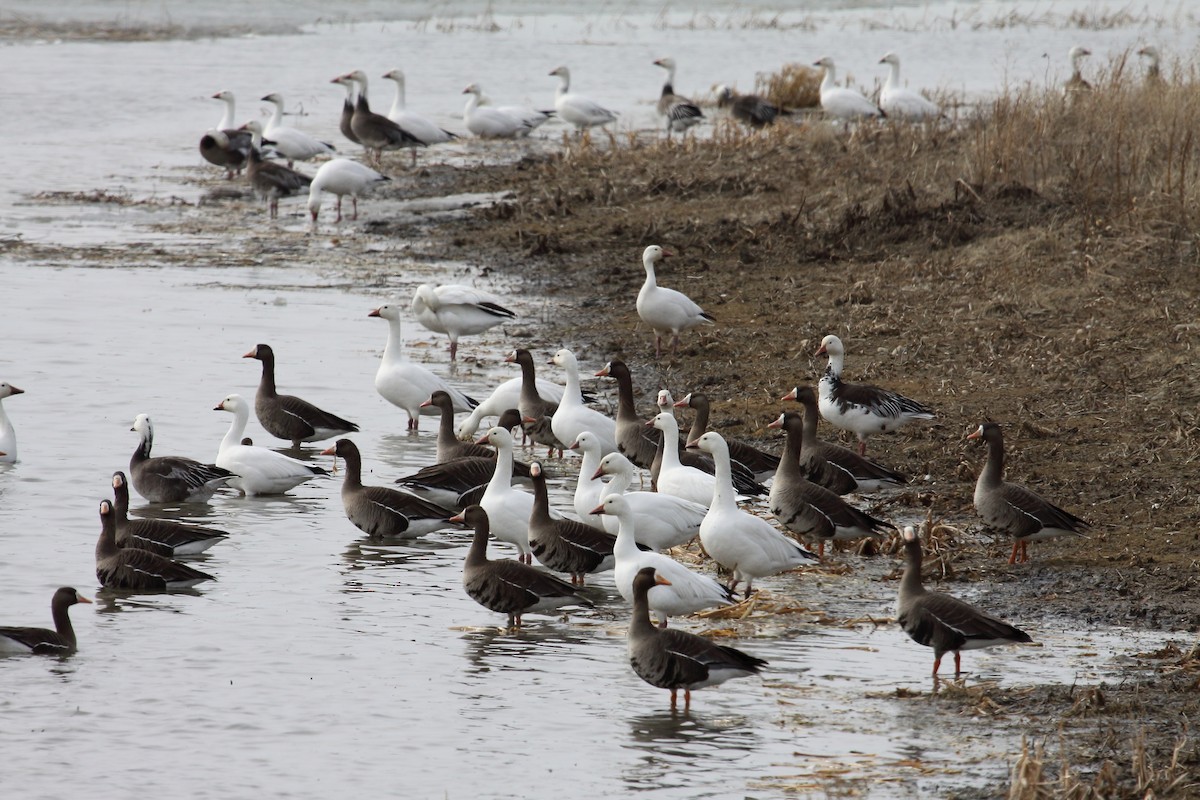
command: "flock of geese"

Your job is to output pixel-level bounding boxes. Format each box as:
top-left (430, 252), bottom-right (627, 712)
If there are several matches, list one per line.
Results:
top-left (1, 242), bottom-right (1093, 705)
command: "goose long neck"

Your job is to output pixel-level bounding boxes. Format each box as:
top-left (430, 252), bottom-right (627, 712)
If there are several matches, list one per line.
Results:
top-left (629, 578), bottom-right (657, 637)
top-left (578, 447), bottom-right (601, 490)
top-left (436, 403), bottom-right (457, 453)
top-left (220, 405), bottom-right (249, 453)
top-left (218, 96), bottom-right (235, 130)
top-left (112, 481), bottom-right (131, 521)
top-left (820, 65), bottom-right (836, 91)
top-left (531, 473), bottom-right (551, 523)
top-left (464, 92), bottom-right (480, 118)
top-left (341, 447), bottom-right (364, 489)
top-left (604, 467), bottom-right (633, 497)
top-left (979, 434), bottom-right (1005, 488)
top-left (556, 73), bottom-right (570, 96)
top-left (800, 402), bottom-right (821, 450)
top-left (95, 513), bottom-right (119, 560)
top-left (642, 257), bottom-right (658, 289)
top-left (776, 423), bottom-right (803, 480)
top-left (658, 420), bottom-right (683, 470)
top-left (887, 61), bottom-right (901, 88)
top-left (613, 368), bottom-right (637, 422)
top-left (134, 425), bottom-right (153, 462)
top-left (561, 361), bottom-right (582, 403)
top-left (613, 509), bottom-right (640, 559)
top-left (268, 100), bottom-right (284, 130)
top-left (517, 358), bottom-right (539, 405)
top-left (823, 350), bottom-right (843, 380)
top-left (388, 78), bottom-right (406, 118)
top-left (489, 438), bottom-right (514, 489)
top-left (257, 353), bottom-right (278, 397)
top-left (709, 444), bottom-right (738, 510)
top-left (465, 521), bottom-right (490, 567)
top-left (686, 398), bottom-right (709, 444)
top-left (51, 598), bottom-right (77, 646)
top-left (382, 317), bottom-right (405, 364)
top-left (900, 537), bottom-right (925, 598)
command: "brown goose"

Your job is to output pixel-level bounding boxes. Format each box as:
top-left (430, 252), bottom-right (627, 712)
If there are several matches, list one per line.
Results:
top-left (129, 413), bottom-right (234, 503)
top-left (198, 128), bottom-right (253, 178)
top-left (423, 392), bottom-right (516, 464)
top-left (505, 348), bottom-right (568, 458)
top-left (595, 359), bottom-right (660, 469)
top-left (322, 439), bottom-right (451, 539)
top-left (652, 57), bottom-right (704, 138)
top-left (1065, 46), bottom-right (1093, 96)
top-left (111, 472), bottom-right (228, 557)
top-left (0, 587), bottom-right (91, 656)
top-left (675, 392), bottom-right (779, 480)
top-left (528, 462), bottom-right (618, 585)
top-left (766, 412), bottom-right (894, 558)
top-left (781, 387), bottom-right (906, 493)
top-left (331, 74), bottom-right (363, 145)
top-left (342, 70), bottom-right (423, 165)
top-left (95, 500), bottom-right (214, 590)
top-left (454, 505), bottom-right (593, 629)
top-left (628, 567), bottom-right (767, 711)
top-left (967, 422), bottom-right (1091, 564)
top-left (897, 526), bottom-right (1032, 687)
top-left (716, 85), bottom-right (791, 128)
top-left (242, 125), bottom-right (312, 220)
top-left (244, 343), bottom-right (359, 448)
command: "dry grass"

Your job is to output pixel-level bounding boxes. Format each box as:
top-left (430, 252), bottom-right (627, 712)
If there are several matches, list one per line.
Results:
top-left (1008, 730), bottom-right (1196, 799)
top-left (754, 62), bottom-right (822, 110)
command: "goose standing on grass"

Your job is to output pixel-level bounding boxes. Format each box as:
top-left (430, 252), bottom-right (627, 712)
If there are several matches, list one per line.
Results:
top-left (715, 85), bottom-right (790, 129)
top-left (456, 375), bottom-right (569, 439)
top-left (878, 53), bottom-right (939, 120)
top-left (897, 525), bottom-right (1032, 689)
top-left (244, 343), bottom-right (358, 447)
top-left (95, 500), bottom-right (214, 590)
top-left (652, 57), bottom-right (704, 138)
top-left (594, 452), bottom-right (707, 550)
top-left (477, 426), bottom-right (552, 563)
top-left (0, 587), bottom-right (91, 656)
top-left (0, 382), bottom-right (24, 463)
top-left (813, 57), bottom-right (884, 120)
top-left (506, 348), bottom-right (568, 456)
top-left (342, 69), bottom-right (424, 165)
top-left (308, 158), bottom-right (390, 226)
top-left (111, 472), bottom-right (229, 557)
top-left (694, 432), bottom-right (817, 596)
top-left (241, 121), bottom-right (312, 220)
top-left (461, 83), bottom-right (541, 139)
top-left (592, 495), bottom-right (733, 626)
top-left (528, 462), bottom-right (618, 584)
top-left (967, 422), bottom-right (1091, 564)
top-left (674, 392), bottom-right (779, 480)
top-left (1065, 46), bottom-right (1093, 95)
top-left (454, 505), bottom-right (593, 630)
top-left (595, 359), bottom-right (660, 469)
top-left (766, 412), bottom-right (894, 558)
top-left (260, 93), bottom-right (336, 166)
top-left (1138, 46), bottom-right (1163, 84)
top-left (368, 304), bottom-right (477, 431)
top-left (382, 69), bottom-right (456, 165)
top-left (636, 245), bottom-right (715, 359)
top-left (549, 349), bottom-right (618, 456)
top-left (815, 334), bottom-right (934, 456)
top-left (213, 394), bottom-right (328, 496)
top-left (412, 283), bottom-right (517, 362)
top-left (548, 66), bottom-right (618, 132)
top-left (780, 387), bottom-right (906, 493)
top-left (331, 74), bottom-right (362, 145)
top-left (129, 413), bottom-right (234, 503)
top-left (569, 432), bottom-right (608, 528)
top-left (199, 90), bottom-right (253, 177)
top-left (322, 439), bottom-right (451, 539)
top-left (627, 567), bottom-right (766, 711)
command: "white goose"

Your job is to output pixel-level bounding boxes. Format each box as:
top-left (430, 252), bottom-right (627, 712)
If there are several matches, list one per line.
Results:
top-left (477, 426), bottom-right (558, 562)
top-left (0, 382), bottom-right (23, 463)
top-left (548, 66), bottom-right (618, 131)
top-left (456, 375), bottom-right (568, 439)
top-left (649, 412), bottom-right (714, 507)
top-left (462, 83), bottom-right (539, 139)
top-left (813, 57), bottom-right (884, 120)
top-left (383, 69), bottom-right (456, 163)
top-left (636, 245), bottom-right (715, 358)
top-left (478, 90), bottom-right (554, 132)
top-left (548, 349), bottom-right (618, 456)
top-left (591, 494), bottom-right (733, 626)
top-left (595, 452), bottom-right (706, 551)
top-left (368, 304), bottom-right (476, 431)
top-left (878, 53), bottom-right (939, 119)
top-left (411, 283), bottom-right (516, 362)
top-left (213, 394), bottom-right (326, 495)
top-left (307, 158), bottom-right (390, 225)
top-left (260, 93), bottom-right (336, 165)
top-left (569, 431), bottom-right (607, 529)
top-left (695, 432), bottom-right (817, 597)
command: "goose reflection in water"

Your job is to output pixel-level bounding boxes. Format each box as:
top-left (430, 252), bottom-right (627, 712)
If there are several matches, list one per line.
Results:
top-left (622, 711), bottom-right (759, 792)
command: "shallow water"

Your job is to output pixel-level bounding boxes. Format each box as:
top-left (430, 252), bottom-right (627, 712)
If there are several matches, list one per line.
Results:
top-left (1, 2), bottom-right (1194, 797)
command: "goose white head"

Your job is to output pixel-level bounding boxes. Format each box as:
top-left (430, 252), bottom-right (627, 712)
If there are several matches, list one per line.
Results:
top-left (368, 303), bottom-right (402, 321)
top-left (901, 525), bottom-right (918, 543)
top-left (590, 492), bottom-right (631, 517)
top-left (240, 119), bottom-right (265, 135)
top-left (813, 56), bottom-right (836, 74)
top-left (648, 411), bottom-right (679, 436)
top-left (214, 393), bottom-right (249, 415)
top-left (130, 412), bottom-right (152, 436)
top-left (383, 69), bottom-right (406, 85)
top-left (549, 65), bottom-right (571, 80)
top-left (879, 52), bottom-right (900, 66)
top-left (1069, 46), bottom-right (1091, 69)
top-left (212, 90), bottom-right (235, 103)
top-left (347, 69), bottom-right (370, 89)
top-left (550, 348), bottom-right (578, 371)
top-left (261, 92), bottom-right (284, 107)
top-left (656, 389), bottom-right (674, 411)
top-left (0, 382), bottom-right (26, 400)
top-left (462, 83), bottom-right (484, 97)
top-left (814, 333), bottom-right (844, 358)
top-left (570, 430), bottom-right (601, 454)
top-left (477, 425), bottom-right (515, 450)
top-left (594, 451), bottom-right (635, 480)
top-left (693, 430), bottom-right (727, 456)
top-left (642, 244), bottom-right (672, 270)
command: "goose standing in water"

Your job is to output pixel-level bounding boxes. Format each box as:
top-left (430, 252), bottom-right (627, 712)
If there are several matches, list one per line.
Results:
top-left (199, 90), bottom-right (254, 177)
top-left (595, 359), bottom-right (661, 470)
top-left (308, 158), bottom-right (390, 226)
top-left (323, 439), bottom-right (451, 539)
top-left (548, 66), bottom-right (618, 132)
top-left (341, 69), bottom-right (424, 165)
top-left (815, 334), bottom-right (934, 456)
top-left (593, 452), bottom-right (707, 551)
top-left (636, 245), bottom-right (715, 359)
top-left (715, 85), bottom-right (790, 129)
top-left (878, 53), bottom-right (939, 119)
top-left (0, 587), bottom-right (92, 656)
top-left (111, 471), bottom-right (229, 557)
top-left (813, 57), bottom-right (884, 120)
top-left (652, 57), bottom-right (703, 138)
top-left (213, 394), bottom-right (328, 496)
top-left (0, 381), bottom-right (24, 463)
top-left (244, 343), bottom-right (358, 447)
top-left (528, 462), bottom-right (618, 585)
top-left (331, 74), bottom-right (363, 145)
top-left (241, 120), bottom-right (312, 220)
top-left (897, 526), bottom-right (1032, 689)
top-left (548, 349), bottom-right (618, 456)
top-left (967, 422), bottom-right (1090, 564)
top-left (260, 93), bottom-right (336, 166)
top-left (506, 347), bottom-right (568, 457)
top-left (95, 500), bottom-right (215, 591)
top-left (411, 283), bottom-right (516, 361)
top-left (627, 567), bottom-right (766, 711)
top-left (382, 69), bottom-right (456, 165)
top-left (129, 413), bottom-right (234, 503)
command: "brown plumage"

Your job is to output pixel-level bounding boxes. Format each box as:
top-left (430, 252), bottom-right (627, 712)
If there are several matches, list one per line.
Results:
top-left (244, 343), bottom-right (358, 448)
top-left (343, 70), bottom-right (423, 165)
top-left (595, 359), bottom-right (660, 469)
top-left (95, 500), bottom-right (214, 590)
top-left (455, 505), bottom-right (593, 629)
top-left (968, 422), bottom-right (1091, 564)
top-left (897, 526), bottom-right (1032, 688)
top-left (394, 420), bottom-right (532, 511)
top-left (331, 74), bottom-right (363, 145)
top-left (0, 587), bottom-right (91, 656)
top-left (198, 128), bottom-right (253, 177)
top-left (111, 471), bottom-right (228, 557)
top-left (246, 146), bottom-right (311, 220)
top-left (528, 462), bottom-right (618, 585)
top-left (129, 413), bottom-right (234, 503)
top-left (782, 386), bottom-right (906, 493)
top-left (323, 439), bottom-right (451, 539)
top-left (717, 85), bottom-right (790, 128)
top-left (505, 348), bottom-right (568, 457)
top-left (675, 392), bottom-right (779, 479)
top-left (628, 567), bottom-right (767, 711)
top-left (424, 391), bottom-right (512, 463)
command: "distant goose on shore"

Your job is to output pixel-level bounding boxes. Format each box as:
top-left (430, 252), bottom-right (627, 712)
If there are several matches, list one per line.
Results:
top-left (342, 69), bottom-right (425, 165)
top-left (478, 89), bottom-right (555, 132)
top-left (111, 471), bottom-right (229, 557)
top-left (308, 158), bottom-right (390, 225)
top-left (878, 53), bottom-right (939, 119)
top-left (815, 334), bottom-right (934, 455)
top-left (898, 525), bottom-right (1032, 689)
top-left (331, 74), bottom-right (363, 145)
top-left (382, 69), bottom-right (456, 166)
top-left (0, 381), bottom-right (24, 463)
top-left (636, 245), bottom-right (715, 359)
top-left (241, 121), bottom-right (312, 219)
top-left (716, 85), bottom-right (790, 129)
top-left (548, 66), bottom-right (618, 131)
top-left (0, 587), bottom-right (91, 656)
top-left (244, 343), bottom-right (358, 447)
top-left (95, 500), bottom-right (215, 591)
top-left (462, 83), bottom-right (542, 139)
top-left (1137, 46), bottom-right (1162, 84)
top-left (200, 90), bottom-right (254, 176)
top-left (813, 57), bottom-right (884, 120)
top-left (1064, 46), bottom-right (1093, 95)
top-left (323, 438), bottom-right (451, 538)
top-left (967, 422), bottom-right (1091, 564)
top-left (260, 93), bottom-right (336, 166)
top-left (652, 57), bottom-right (704, 137)
top-left (129, 413), bottom-right (234, 503)
top-left (411, 283), bottom-right (516, 362)
top-left (213, 394), bottom-right (328, 496)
